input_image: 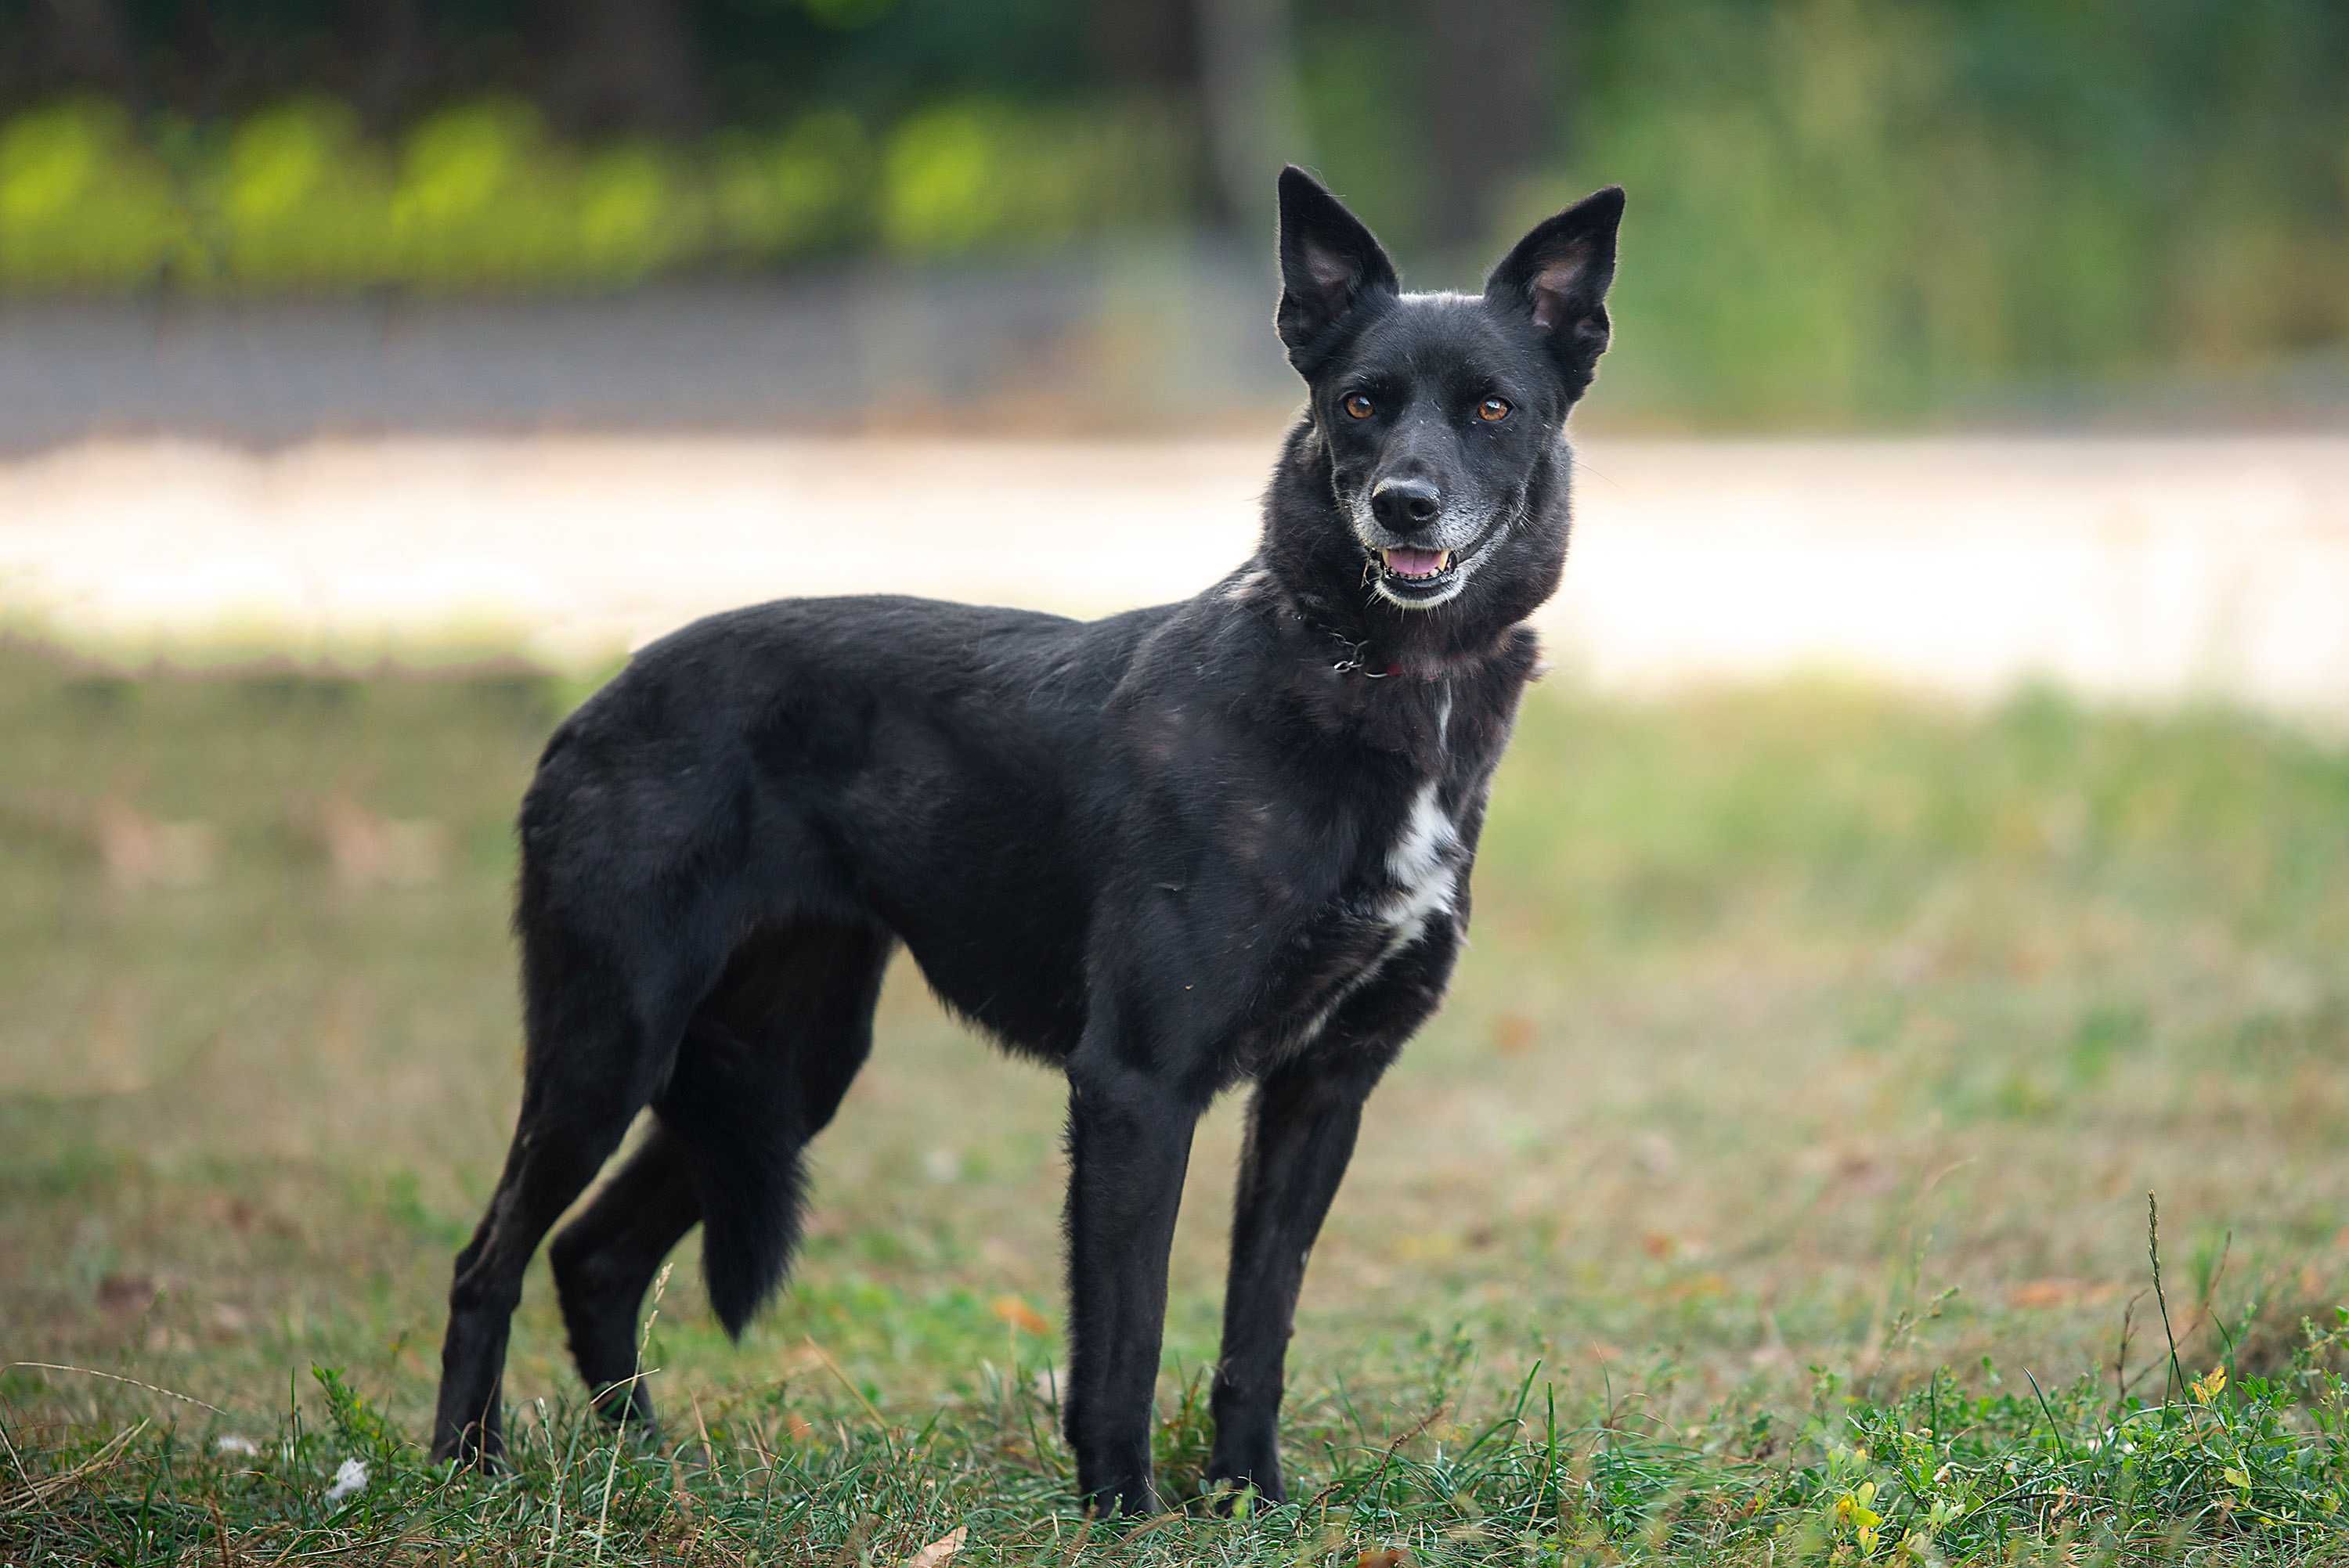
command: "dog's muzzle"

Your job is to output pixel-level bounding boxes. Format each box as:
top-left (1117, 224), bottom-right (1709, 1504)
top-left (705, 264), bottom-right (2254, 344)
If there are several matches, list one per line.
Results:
top-left (1353, 506), bottom-right (1512, 609)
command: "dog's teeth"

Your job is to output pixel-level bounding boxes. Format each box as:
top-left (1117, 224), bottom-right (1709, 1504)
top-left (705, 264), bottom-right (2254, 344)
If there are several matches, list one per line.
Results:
top-left (1437, 550), bottom-right (1452, 570)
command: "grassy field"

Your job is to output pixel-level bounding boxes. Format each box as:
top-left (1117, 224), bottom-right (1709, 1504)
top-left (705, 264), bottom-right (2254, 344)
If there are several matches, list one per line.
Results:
top-left (3, 637), bottom-right (2348, 1563)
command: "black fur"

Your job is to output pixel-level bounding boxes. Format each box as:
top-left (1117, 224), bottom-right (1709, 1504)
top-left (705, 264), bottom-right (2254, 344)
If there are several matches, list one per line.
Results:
top-left (428, 167), bottom-right (1624, 1515)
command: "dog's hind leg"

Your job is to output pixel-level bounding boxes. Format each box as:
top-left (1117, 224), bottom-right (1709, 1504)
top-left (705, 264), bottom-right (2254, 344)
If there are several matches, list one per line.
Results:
top-left (549, 1125), bottom-right (700, 1430)
top-left (430, 911), bottom-right (695, 1468)
top-left (547, 921), bottom-right (892, 1426)
top-left (428, 1064), bottom-right (648, 1466)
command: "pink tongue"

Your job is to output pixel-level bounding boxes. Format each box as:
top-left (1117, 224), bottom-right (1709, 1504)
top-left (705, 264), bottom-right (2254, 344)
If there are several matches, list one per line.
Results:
top-left (1384, 546), bottom-right (1445, 578)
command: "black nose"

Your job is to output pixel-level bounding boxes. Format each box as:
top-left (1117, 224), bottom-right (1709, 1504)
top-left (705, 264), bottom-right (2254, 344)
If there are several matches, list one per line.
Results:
top-left (1370, 477), bottom-right (1442, 532)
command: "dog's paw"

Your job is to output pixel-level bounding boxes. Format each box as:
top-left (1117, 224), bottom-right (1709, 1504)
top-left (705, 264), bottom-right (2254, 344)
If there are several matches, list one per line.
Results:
top-left (1077, 1472), bottom-right (1165, 1519)
top-left (429, 1421), bottom-right (505, 1474)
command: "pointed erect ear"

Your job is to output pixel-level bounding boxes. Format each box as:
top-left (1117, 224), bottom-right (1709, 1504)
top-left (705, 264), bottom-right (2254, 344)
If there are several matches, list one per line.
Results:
top-left (1275, 166), bottom-right (1399, 368)
top-left (1485, 186), bottom-right (1625, 395)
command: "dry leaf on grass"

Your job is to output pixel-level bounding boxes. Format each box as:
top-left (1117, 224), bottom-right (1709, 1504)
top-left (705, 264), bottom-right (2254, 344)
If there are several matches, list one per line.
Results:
top-left (96, 1272), bottom-right (161, 1313)
top-left (1490, 1012), bottom-right (1537, 1055)
top-left (2007, 1278), bottom-right (2120, 1310)
top-left (1356, 1548), bottom-right (1410, 1568)
top-left (990, 1295), bottom-right (1051, 1336)
top-left (92, 800), bottom-right (217, 889)
top-left (307, 791), bottom-right (448, 888)
top-left (904, 1524), bottom-right (966, 1566)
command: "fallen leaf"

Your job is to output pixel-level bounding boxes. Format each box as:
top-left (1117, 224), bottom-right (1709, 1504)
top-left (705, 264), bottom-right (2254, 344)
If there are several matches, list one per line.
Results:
top-left (904, 1525), bottom-right (966, 1567)
top-left (990, 1295), bottom-right (1051, 1336)
top-left (1356, 1549), bottom-right (1409, 1568)
top-left (92, 800), bottom-right (216, 889)
top-left (96, 1272), bottom-right (160, 1313)
top-left (2008, 1278), bottom-right (2084, 1309)
top-left (308, 792), bottom-right (447, 889)
top-left (1490, 1012), bottom-right (1536, 1056)
top-left (2006, 1278), bottom-right (2120, 1310)
top-left (1666, 1271), bottom-right (1730, 1301)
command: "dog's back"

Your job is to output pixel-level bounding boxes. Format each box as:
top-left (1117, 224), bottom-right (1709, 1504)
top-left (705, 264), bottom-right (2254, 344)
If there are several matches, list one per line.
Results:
top-left (524, 593), bottom-right (1174, 1058)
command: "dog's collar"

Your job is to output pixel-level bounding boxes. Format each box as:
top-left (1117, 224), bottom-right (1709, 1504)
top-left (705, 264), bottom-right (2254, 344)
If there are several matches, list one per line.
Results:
top-left (1324, 632), bottom-right (1478, 683)
top-left (1327, 639), bottom-right (1408, 680)
top-left (1288, 593), bottom-right (1488, 683)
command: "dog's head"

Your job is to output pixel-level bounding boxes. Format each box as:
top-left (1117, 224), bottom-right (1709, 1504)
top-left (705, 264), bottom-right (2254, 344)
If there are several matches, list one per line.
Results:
top-left (1265, 167), bottom-right (1622, 636)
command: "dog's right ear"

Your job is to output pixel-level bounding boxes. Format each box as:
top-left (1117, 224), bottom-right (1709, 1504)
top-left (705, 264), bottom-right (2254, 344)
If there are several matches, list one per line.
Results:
top-left (1276, 166), bottom-right (1398, 369)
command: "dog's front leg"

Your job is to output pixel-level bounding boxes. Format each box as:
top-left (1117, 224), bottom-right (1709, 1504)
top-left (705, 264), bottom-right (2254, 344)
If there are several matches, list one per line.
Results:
top-left (1206, 929), bottom-right (1452, 1505)
top-left (1203, 1054), bottom-right (1387, 1505)
top-left (1061, 1046), bottom-right (1203, 1516)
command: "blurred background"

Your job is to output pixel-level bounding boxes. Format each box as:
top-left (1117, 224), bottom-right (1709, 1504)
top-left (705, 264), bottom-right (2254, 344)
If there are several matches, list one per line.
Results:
top-left (3, 0), bottom-right (2347, 431)
top-left (5, 0), bottom-right (2349, 1514)
top-left (2, 0), bottom-right (2346, 705)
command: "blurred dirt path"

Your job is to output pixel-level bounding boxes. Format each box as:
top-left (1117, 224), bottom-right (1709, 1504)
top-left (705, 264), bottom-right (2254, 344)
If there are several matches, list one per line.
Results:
top-left (2, 434), bottom-right (2344, 725)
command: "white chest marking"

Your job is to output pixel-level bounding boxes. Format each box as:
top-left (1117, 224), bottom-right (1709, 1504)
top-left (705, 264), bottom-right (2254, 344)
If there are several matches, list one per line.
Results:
top-left (1378, 782), bottom-right (1460, 945)
top-left (1272, 781), bottom-right (1464, 1061)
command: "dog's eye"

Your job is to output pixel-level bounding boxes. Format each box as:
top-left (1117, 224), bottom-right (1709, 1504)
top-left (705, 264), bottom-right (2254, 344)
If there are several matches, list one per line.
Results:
top-left (1477, 397), bottom-right (1513, 423)
top-left (1341, 393), bottom-right (1375, 420)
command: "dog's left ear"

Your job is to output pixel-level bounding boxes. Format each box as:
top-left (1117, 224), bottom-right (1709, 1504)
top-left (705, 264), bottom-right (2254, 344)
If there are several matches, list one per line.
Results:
top-left (1485, 186), bottom-right (1624, 396)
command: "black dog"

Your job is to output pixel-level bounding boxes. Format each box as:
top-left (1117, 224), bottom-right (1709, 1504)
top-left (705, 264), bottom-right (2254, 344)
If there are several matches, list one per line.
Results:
top-left (430, 166), bottom-right (1622, 1515)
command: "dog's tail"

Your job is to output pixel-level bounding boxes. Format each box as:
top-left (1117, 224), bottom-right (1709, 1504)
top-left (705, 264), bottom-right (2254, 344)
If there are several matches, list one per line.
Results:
top-left (656, 1018), bottom-right (809, 1339)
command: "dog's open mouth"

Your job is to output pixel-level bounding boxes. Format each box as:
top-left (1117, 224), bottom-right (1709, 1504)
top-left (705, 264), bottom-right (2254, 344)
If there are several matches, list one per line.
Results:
top-left (1373, 545), bottom-right (1455, 591)
top-left (1359, 504), bottom-right (1518, 607)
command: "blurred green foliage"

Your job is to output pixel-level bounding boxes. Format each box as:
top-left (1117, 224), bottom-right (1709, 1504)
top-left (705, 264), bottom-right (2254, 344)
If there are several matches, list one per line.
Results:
top-left (0, 93), bottom-right (1193, 290)
top-left (1527, 0), bottom-right (2349, 420)
top-left (0, 0), bottom-right (2343, 420)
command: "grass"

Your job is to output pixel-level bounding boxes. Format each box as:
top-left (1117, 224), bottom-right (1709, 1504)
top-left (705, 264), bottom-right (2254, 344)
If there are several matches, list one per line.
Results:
top-left (2, 637), bottom-right (2347, 1563)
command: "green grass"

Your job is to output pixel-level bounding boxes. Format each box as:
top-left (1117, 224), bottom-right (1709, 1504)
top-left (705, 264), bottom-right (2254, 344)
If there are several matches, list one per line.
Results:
top-left (4, 640), bottom-right (2348, 1563)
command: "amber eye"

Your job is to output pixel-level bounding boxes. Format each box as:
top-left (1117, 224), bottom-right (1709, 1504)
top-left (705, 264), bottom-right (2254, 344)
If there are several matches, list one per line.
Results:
top-left (1478, 396), bottom-right (1513, 422)
top-left (1341, 392), bottom-right (1376, 420)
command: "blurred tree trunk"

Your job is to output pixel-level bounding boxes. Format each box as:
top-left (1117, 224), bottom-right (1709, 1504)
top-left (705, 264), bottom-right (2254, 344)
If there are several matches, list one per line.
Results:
top-left (543, 0), bottom-right (706, 136)
top-left (1422, 0), bottom-right (1554, 251)
top-left (38, 0), bottom-right (136, 96)
top-left (1195, 0), bottom-right (1308, 229)
top-left (351, 0), bottom-right (424, 135)
top-left (1092, 0), bottom-right (1223, 218)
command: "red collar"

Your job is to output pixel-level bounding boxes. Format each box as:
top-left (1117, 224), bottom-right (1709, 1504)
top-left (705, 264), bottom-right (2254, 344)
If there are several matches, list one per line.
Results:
top-left (1330, 645), bottom-right (1463, 682)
